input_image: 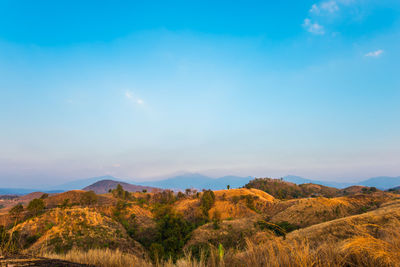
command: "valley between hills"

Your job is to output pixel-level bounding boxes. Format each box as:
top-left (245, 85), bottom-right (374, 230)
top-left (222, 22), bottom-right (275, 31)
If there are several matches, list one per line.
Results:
top-left (1, 178), bottom-right (400, 266)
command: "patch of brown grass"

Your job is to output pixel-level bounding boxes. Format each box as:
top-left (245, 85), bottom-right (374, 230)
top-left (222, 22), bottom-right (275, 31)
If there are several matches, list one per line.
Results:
top-left (43, 248), bottom-right (151, 267)
top-left (269, 194), bottom-right (392, 228)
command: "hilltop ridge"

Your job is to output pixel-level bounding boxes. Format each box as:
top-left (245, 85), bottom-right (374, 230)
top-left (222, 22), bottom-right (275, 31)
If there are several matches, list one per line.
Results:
top-left (82, 179), bottom-right (160, 194)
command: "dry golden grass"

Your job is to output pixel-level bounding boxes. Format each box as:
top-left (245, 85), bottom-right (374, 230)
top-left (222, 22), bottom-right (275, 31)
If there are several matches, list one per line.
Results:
top-left (3, 187), bottom-right (399, 267)
top-left (225, 230), bottom-right (400, 267)
top-left (38, 200), bottom-right (400, 267)
top-left (176, 188), bottom-right (275, 221)
top-left (213, 188), bottom-right (275, 202)
top-left (286, 199), bottom-right (400, 245)
top-left (184, 216), bottom-right (269, 250)
top-left (209, 200), bottom-right (257, 220)
top-left (43, 248), bottom-right (152, 267)
top-left (269, 193), bottom-right (392, 227)
top-left (41, 233), bottom-right (400, 267)
top-left (11, 207), bottom-right (145, 255)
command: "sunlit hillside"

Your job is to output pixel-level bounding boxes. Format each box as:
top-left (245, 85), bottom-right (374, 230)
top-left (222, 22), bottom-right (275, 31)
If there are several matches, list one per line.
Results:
top-left (1, 179), bottom-right (400, 266)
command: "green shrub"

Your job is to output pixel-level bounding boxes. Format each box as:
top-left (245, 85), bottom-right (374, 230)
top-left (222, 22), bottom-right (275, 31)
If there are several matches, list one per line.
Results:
top-left (152, 190), bottom-right (176, 205)
top-left (200, 190), bottom-right (215, 217)
top-left (152, 206), bottom-right (195, 262)
top-left (27, 198), bottom-right (45, 217)
top-left (111, 184), bottom-right (132, 200)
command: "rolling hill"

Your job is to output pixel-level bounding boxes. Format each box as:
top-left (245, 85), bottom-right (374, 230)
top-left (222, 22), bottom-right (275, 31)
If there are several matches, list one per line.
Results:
top-left (47, 175), bottom-right (126, 191)
top-left (82, 179), bottom-right (160, 194)
top-left (1, 177), bottom-right (400, 267)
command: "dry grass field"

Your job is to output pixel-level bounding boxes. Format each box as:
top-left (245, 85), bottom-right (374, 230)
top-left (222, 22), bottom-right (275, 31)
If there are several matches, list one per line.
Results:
top-left (1, 179), bottom-right (400, 266)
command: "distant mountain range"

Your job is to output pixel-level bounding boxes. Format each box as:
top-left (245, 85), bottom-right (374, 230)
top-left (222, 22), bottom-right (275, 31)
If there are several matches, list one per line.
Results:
top-left (83, 180), bottom-right (159, 194)
top-left (136, 173), bottom-right (253, 191)
top-left (1, 174), bottom-right (400, 195)
top-left (283, 175), bottom-right (400, 190)
top-left (72, 174), bottom-right (400, 191)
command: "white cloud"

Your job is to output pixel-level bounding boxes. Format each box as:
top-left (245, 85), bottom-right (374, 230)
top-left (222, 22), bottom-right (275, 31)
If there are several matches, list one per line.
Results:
top-left (125, 90), bottom-right (145, 105)
top-left (305, 0), bottom-right (358, 34)
top-left (112, 163), bottom-right (121, 168)
top-left (320, 1), bottom-right (339, 13)
top-left (303, 18), bottom-right (325, 35)
top-left (125, 91), bottom-right (133, 99)
top-left (310, 4), bottom-right (320, 13)
top-left (365, 49), bottom-right (384, 58)
top-left (310, 1), bottom-right (339, 14)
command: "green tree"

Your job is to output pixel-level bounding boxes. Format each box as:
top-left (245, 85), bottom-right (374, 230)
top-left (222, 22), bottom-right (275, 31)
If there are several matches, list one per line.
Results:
top-left (112, 184), bottom-right (131, 200)
top-left (200, 190), bottom-right (215, 217)
top-left (27, 198), bottom-right (45, 217)
top-left (153, 207), bottom-right (193, 261)
top-left (362, 187), bottom-right (368, 193)
top-left (227, 185), bottom-right (230, 190)
top-left (152, 190), bottom-right (175, 205)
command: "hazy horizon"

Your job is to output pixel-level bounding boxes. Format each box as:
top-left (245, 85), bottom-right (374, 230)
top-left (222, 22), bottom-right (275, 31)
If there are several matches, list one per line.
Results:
top-left (1, 1), bottom-right (400, 187)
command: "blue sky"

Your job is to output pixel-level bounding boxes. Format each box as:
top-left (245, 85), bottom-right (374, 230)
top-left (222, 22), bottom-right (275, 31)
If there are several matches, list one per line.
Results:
top-left (0, 0), bottom-right (399, 186)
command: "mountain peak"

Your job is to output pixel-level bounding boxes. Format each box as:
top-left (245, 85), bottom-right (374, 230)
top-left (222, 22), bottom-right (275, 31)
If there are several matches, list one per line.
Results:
top-left (83, 179), bottom-right (160, 194)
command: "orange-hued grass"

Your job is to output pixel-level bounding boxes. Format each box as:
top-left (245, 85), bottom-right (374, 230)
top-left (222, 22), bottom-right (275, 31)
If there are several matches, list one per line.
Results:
top-left (175, 188), bottom-right (275, 221)
top-left (42, 248), bottom-right (152, 267)
top-left (11, 207), bottom-right (145, 255)
top-left (269, 193), bottom-right (392, 227)
top-left (37, 199), bottom-right (400, 267)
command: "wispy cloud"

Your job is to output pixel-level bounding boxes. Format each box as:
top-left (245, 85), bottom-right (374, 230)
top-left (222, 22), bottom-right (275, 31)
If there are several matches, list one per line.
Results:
top-left (125, 90), bottom-right (145, 105)
top-left (303, 18), bottom-right (325, 35)
top-left (125, 91), bottom-right (133, 99)
top-left (304, 0), bottom-right (355, 35)
top-left (365, 49), bottom-right (384, 58)
top-left (310, 1), bottom-right (339, 14)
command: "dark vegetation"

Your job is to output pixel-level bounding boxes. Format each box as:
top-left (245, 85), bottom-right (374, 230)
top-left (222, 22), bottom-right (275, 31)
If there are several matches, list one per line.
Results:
top-left (27, 198), bottom-right (45, 217)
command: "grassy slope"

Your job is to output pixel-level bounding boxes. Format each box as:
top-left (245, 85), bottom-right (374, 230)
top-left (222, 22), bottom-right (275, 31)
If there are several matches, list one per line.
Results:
top-left (1, 182), bottom-right (400, 266)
